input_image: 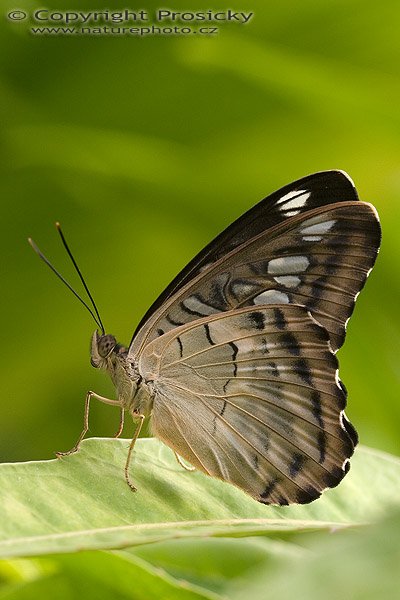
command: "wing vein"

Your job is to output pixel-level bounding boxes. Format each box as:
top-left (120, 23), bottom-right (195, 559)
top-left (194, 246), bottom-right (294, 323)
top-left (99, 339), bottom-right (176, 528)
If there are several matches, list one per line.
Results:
top-left (204, 394), bottom-right (340, 472)
top-left (191, 390), bottom-right (317, 491)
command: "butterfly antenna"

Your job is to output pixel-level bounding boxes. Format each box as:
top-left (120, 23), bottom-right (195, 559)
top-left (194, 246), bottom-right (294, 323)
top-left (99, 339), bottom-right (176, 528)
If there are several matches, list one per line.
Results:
top-left (28, 224), bottom-right (105, 335)
top-left (55, 223), bottom-right (105, 334)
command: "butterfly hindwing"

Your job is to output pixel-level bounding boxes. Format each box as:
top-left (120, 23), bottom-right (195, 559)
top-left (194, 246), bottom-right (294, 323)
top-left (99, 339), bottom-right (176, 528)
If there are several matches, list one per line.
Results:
top-left (140, 305), bottom-right (355, 505)
top-left (132, 201), bottom-right (380, 353)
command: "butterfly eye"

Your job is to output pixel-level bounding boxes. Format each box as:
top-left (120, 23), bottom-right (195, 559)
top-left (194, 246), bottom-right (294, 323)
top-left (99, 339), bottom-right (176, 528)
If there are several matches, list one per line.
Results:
top-left (97, 334), bottom-right (117, 358)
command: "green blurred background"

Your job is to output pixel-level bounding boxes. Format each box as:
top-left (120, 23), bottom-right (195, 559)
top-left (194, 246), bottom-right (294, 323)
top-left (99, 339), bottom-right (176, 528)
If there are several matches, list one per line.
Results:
top-left (1, 0), bottom-right (399, 463)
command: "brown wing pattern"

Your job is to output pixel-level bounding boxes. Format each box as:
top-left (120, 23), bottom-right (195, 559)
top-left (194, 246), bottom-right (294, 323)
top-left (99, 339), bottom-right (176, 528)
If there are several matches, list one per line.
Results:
top-left (139, 305), bottom-right (357, 505)
top-left (131, 202), bottom-right (380, 354)
top-left (131, 170), bottom-right (359, 339)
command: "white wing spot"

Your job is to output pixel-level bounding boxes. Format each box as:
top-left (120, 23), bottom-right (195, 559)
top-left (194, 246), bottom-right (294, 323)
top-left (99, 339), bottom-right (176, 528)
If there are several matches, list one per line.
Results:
top-left (301, 219), bottom-right (336, 242)
top-left (253, 290), bottom-right (290, 304)
top-left (303, 235), bottom-right (322, 242)
top-left (268, 256), bottom-right (309, 275)
top-left (277, 190), bottom-right (311, 217)
top-left (276, 189), bottom-right (310, 206)
top-left (273, 275), bottom-right (301, 288)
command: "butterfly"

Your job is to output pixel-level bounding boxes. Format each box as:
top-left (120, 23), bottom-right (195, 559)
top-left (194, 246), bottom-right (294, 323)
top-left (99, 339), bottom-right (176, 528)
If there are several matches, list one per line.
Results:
top-left (29, 170), bottom-right (381, 505)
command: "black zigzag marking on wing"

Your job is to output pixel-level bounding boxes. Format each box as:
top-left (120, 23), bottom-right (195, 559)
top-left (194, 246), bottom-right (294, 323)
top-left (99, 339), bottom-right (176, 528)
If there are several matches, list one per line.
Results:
top-left (228, 341), bottom-right (238, 377)
top-left (204, 324), bottom-right (215, 346)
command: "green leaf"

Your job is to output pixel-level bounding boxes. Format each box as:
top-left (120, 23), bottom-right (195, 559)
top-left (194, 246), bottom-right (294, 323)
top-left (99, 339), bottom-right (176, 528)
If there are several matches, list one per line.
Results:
top-left (57, 551), bottom-right (223, 600)
top-left (227, 508), bottom-right (400, 600)
top-left (0, 438), bottom-right (399, 559)
top-left (0, 552), bottom-right (221, 600)
top-left (129, 536), bottom-right (306, 595)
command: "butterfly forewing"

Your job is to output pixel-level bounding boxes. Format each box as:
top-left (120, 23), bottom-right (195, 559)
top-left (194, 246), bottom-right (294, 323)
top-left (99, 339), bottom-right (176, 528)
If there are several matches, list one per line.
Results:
top-left (131, 201), bottom-right (380, 354)
top-left (140, 305), bottom-right (355, 505)
top-left (131, 170), bottom-right (359, 340)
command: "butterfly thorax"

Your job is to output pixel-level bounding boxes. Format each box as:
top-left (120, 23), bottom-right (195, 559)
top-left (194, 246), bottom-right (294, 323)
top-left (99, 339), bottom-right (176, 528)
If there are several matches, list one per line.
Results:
top-left (90, 330), bottom-right (154, 414)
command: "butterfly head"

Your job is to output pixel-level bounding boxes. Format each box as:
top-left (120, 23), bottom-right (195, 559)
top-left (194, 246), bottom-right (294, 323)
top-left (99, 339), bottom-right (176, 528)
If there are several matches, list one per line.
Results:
top-left (91, 330), bottom-right (118, 368)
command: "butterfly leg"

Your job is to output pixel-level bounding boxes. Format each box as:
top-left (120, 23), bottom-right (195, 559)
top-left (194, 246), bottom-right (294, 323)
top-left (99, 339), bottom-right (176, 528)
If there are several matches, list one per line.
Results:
top-left (124, 412), bottom-right (145, 492)
top-left (56, 390), bottom-right (121, 457)
top-left (113, 408), bottom-right (125, 438)
top-left (174, 451), bottom-right (196, 472)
